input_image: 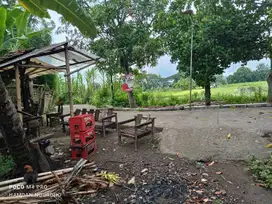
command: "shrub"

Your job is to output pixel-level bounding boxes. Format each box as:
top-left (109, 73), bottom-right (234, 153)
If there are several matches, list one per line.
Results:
top-left (0, 155), bottom-right (15, 176)
top-left (248, 153), bottom-right (272, 188)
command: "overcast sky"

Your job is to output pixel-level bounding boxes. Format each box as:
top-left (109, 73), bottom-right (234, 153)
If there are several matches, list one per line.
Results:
top-left (49, 11), bottom-right (270, 78)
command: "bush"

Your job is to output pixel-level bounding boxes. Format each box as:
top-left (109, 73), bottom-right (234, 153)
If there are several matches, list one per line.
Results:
top-left (173, 78), bottom-right (196, 90)
top-left (112, 92), bottom-right (129, 107)
top-left (0, 155), bottom-right (15, 176)
top-left (248, 153), bottom-right (272, 188)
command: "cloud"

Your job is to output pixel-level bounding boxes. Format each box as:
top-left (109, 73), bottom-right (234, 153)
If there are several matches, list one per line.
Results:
top-left (144, 55), bottom-right (178, 77)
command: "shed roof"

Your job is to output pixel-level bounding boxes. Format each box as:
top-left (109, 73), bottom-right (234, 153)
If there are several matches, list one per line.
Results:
top-left (0, 42), bottom-right (104, 78)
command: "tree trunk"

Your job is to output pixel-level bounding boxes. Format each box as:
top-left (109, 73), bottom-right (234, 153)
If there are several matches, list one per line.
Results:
top-left (268, 72), bottom-right (272, 103)
top-left (0, 75), bottom-right (51, 176)
top-left (121, 58), bottom-right (136, 108)
top-left (204, 81), bottom-right (211, 106)
top-left (110, 74), bottom-right (114, 101)
top-left (127, 91), bottom-right (136, 108)
top-left (267, 54), bottom-right (272, 103)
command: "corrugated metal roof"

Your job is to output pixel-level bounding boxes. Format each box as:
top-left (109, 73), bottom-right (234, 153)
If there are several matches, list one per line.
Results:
top-left (0, 42), bottom-right (104, 78)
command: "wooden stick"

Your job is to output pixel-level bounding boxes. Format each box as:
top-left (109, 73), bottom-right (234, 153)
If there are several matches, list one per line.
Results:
top-left (64, 159), bottom-right (87, 188)
top-left (0, 172), bottom-right (64, 192)
top-left (68, 190), bottom-right (97, 196)
top-left (52, 171), bottom-right (65, 196)
top-left (15, 64), bottom-right (22, 122)
top-left (0, 194), bottom-right (58, 201)
top-left (0, 162), bottom-right (95, 187)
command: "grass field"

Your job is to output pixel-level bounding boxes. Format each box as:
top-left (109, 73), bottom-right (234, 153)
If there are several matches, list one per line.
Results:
top-left (138, 81), bottom-right (268, 106)
top-left (153, 81), bottom-right (267, 97)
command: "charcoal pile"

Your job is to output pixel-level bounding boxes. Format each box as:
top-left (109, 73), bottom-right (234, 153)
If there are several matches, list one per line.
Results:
top-left (135, 178), bottom-right (188, 204)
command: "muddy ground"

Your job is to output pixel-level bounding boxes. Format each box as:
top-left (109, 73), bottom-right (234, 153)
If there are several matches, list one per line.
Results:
top-left (46, 121), bottom-right (272, 204)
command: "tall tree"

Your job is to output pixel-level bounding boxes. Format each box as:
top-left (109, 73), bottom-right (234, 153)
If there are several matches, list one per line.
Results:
top-left (227, 67), bottom-right (256, 84)
top-left (58, 0), bottom-right (167, 107)
top-left (255, 63), bottom-right (270, 81)
top-left (157, 0), bottom-right (271, 105)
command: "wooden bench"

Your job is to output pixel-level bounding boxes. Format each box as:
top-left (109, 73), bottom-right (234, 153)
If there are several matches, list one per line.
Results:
top-left (94, 108), bottom-right (118, 137)
top-left (46, 104), bottom-right (63, 127)
top-left (118, 114), bottom-right (155, 150)
top-left (61, 109), bottom-right (82, 133)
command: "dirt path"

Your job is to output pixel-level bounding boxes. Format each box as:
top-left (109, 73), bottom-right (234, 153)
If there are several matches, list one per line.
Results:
top-left (117, 107), bottom-right (272, 161)
top-left (49, 128), bottom-right (272, 204)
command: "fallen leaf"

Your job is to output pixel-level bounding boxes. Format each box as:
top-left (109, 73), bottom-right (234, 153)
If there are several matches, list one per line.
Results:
top-left (176, 152), bottom-right (181, 158)
top-left (203, 198), bottom-right (210, 202)
top-left (168, 157), bottom-right (175, 161)
top-left (265, 143), bottom-right (272, 148)
top-left (195, 190), bottom-right (204, 194)
top-left (220, 189), bottom-right (227, 195)
top-left (128, 176), bottom-right (135, 185)
top-left (227, 133), bottom-right (231, 139)
top-left (207, 161), bottom-right (215, 166)
top-left (216, 171), bottom-right (223, 175)
top-left (256, 183), bottom-right (265, 187)
top-left (215, 191), bottom-right (222, 195)
top-left (141, 168), bottom-right (148, 174)
top-left (201, 178), bottom-right (208, 183)
top-left (202, 173), bottom-right (209, 177)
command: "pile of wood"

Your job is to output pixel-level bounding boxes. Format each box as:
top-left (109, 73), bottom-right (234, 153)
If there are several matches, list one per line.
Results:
top-left (0, 159), bottom-right (111, 204)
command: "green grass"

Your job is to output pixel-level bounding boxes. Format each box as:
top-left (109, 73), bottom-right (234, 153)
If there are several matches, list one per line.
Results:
top-left (152, 81), bottom-right (267, 98)
top-left (102, 81), bottom-right (268, 107)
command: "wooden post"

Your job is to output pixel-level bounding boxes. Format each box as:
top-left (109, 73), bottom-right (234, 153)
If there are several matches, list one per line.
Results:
top-left (15, 64), bottom-right (22, 122)
top-left (64, 45), bottom-right (74, 117)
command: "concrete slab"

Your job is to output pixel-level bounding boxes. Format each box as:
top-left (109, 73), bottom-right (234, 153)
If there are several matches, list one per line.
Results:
top-left (116, 107), bottom-right (272, 161)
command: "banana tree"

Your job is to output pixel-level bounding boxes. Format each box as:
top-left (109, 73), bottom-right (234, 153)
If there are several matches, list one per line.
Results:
top-left (18, 0), bottom-right (97, 38)
top-left (0, 6), bottom-right (51, 56)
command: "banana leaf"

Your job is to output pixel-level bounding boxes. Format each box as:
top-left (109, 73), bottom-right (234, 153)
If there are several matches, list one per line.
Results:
top-left (0, 7), bottom-right (7, 48)
top-left (19, 0), bottom-right (97, 38)
top-left (18, 0), bottom-right (50, 18)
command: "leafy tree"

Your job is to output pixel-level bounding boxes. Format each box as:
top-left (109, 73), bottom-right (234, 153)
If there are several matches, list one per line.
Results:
top-left (214, 74), bottom-right (227, 87)
top-left (164, 72), bottom-right (186, 84)
top-left (0, 6), bottom-right (54, 56)
top-left (58, 0), bottom-right (168, 107)
top-left (156, 0), bottom-right (233, 105)
top-left (227, 64), bottom-right (270, 84)
top-left (255, 63), bottom-right (270, 81)
top-left (227, 67), bottom-right (256, 84)
top-left (0, 0), bottom-right (16, 8)
top-left (157, 0), bottom-right (271, 105)
top-left (173, 77), bottom-right (196, 90)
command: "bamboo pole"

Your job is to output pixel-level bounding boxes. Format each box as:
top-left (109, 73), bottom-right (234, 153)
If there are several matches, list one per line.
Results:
top-left (15, 64), bottom-right (22, 122)
top-left (64, 45), bottom-right (74, 117)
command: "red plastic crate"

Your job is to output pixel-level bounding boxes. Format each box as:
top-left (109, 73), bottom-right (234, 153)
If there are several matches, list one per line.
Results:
top-left (69, 114), bottom-right (95, 133)
top-left (71, 141), bottom-right (97, 160)
top-left (70, 129), bottom-right (96, 146)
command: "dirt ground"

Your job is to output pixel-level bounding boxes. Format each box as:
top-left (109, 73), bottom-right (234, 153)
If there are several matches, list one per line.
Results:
top-left (45, 107), bottom-right (272, 204)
